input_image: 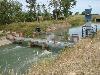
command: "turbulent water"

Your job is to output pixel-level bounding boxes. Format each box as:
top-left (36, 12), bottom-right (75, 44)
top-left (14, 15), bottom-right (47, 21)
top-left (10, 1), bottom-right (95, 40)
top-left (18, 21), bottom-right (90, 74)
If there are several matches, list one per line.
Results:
top-left (0, 44), bottom-right (57, 75)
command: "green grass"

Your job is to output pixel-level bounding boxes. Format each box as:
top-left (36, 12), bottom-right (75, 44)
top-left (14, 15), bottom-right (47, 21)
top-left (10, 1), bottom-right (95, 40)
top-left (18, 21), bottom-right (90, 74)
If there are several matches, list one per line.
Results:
top-left (67, 15), bottom-right (85, 27)
top-left (0, 21), bottom-right (54, 37)
top-left (0, 20), bottom-right (70, 37)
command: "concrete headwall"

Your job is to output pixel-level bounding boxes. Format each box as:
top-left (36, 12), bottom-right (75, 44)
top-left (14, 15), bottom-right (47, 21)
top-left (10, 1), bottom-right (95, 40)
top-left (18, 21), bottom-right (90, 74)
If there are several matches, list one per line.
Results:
top-left (92, 15), bottom-right (100, 22)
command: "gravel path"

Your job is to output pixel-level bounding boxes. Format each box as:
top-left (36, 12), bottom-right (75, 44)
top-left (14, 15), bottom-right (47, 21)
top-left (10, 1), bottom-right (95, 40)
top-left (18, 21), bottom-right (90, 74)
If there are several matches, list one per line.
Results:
top-left (29, 32), bottom-right (100, 75)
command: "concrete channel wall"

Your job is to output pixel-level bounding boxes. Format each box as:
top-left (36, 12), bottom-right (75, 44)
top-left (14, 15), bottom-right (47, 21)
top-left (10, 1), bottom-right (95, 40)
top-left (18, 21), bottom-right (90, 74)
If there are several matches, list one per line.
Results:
top-left (92, 15), bottom-right (100, 22)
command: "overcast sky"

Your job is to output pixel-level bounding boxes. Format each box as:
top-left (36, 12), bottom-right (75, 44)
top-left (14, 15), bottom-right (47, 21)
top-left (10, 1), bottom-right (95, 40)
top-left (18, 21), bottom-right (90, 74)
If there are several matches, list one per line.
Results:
top-left (16, 0), bottom-right (100, 14)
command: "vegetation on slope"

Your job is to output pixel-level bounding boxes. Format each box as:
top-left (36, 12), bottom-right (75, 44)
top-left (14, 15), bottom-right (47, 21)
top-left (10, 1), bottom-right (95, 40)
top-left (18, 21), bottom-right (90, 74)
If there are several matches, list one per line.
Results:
top-left (0, 14), bottom-right (85, 37)
top-left (67, 15), bottom-right (85, 27)
top-left (0, 20), bottom-right (69, 37)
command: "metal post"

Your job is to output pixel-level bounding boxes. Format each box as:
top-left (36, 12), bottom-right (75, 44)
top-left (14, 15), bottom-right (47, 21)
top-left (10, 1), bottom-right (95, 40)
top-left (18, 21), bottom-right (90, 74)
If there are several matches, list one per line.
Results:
top-left (82, 26), bottom-right (84, 37)
top-left (86, 29), bottom-right (88, 37)
top-left (95, 25), bottom-right (97, 33)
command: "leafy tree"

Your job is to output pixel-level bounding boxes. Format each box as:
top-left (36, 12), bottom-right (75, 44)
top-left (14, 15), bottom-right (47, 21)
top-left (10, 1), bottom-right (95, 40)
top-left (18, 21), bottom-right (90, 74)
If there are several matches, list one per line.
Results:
top-left (75, 12), bottom-right (79, 15)
top-left (0, 0), bottom-right (22, 24)
top-left (26, 0), bottom-right (36, 11)
top-left (42, 4), bottom-right (46, 15)
top-left (10, 0), bottom-right (23, 22)
top-left (41, 4), bottom-right (51, 20)
top-left (81, 11), bottom-right (85, 15)
top-left (49, 0), bottom-right (61, 20)
top-left (60, 0), bottom-right (76, 17)
top-left (69, 11), bottom-right (73, 15)
top-left (53, 9), bottom-right (61, 20)
top-left (26, 0), bottom-right (37, 20)
top-left (49, 0), bottom-right (59, 9)
top-left (0, 0), bottom-right (10, 24)
top-left (36, 4), bottom-right (42, 16)
top-left (50, 0), bottom-right (76, 17)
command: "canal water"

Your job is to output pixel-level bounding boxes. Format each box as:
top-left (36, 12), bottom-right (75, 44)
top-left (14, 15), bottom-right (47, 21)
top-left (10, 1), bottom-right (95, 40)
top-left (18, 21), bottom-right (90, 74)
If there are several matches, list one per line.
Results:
top-left (0, 44), bottom-right (57, 75)
top-left (69, 23), bottom-right (100, 37)
top-left (0, 23), bottom-right (100, 75)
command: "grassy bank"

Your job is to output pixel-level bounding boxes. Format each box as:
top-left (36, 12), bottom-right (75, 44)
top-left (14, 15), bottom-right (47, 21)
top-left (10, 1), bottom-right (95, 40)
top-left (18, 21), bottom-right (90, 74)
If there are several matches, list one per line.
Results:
top-left (0, 15), bottom-right (85, 37)
top-left (0, 20), bottom-right (69, 37)
top-left (0, 21), bottom-right (51, 37)
top-left (67, 15), bottom-right (85, 27)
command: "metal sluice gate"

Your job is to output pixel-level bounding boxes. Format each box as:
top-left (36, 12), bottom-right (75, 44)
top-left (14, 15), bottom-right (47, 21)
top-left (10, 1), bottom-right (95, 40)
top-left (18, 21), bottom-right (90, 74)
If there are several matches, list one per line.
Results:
top-left (82, 25), bottom-right (97, 37)
top-left (82, 8), bottom-right (97, 38)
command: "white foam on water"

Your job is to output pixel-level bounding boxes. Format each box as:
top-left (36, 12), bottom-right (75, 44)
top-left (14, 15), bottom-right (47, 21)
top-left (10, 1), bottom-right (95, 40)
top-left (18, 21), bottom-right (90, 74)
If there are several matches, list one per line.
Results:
top-left (16, 46), bottom-right (21, 48)
top-left (5, 46), bottom-right (22, 51)
top-left (47, 33), bottom-right (55, 41)
top-left (36, 51), bottom-right (39, 55)
top-left (1, 46), bottom-right (25, 55)
top-left (40, 50), bottom-right (52, 56)
top-left (17, 57), bottom-right (21, 61)
top-left (12, 46), bottom-right (26, 50)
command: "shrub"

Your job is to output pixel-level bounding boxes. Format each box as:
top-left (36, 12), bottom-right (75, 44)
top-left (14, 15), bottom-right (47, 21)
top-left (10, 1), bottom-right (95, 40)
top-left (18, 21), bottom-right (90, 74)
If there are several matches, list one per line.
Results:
top-left (67, 15), bottom-right (85, 27)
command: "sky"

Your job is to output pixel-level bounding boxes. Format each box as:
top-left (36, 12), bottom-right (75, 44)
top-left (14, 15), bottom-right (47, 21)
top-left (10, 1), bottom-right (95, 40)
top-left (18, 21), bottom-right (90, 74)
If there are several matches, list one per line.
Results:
top-left (16, 0), bottom-right (100, 14)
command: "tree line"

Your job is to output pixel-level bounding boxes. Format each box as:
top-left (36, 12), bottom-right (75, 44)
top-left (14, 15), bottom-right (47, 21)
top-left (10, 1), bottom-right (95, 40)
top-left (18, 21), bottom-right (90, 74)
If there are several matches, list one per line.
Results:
top-left (0, 0), bottom-right (76, 25)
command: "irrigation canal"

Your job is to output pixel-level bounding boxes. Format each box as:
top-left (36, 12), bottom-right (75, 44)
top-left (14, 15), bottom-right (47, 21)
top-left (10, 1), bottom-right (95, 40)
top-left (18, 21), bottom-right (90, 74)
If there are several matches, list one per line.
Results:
top-left (0, 23), bottom-right (100, 75)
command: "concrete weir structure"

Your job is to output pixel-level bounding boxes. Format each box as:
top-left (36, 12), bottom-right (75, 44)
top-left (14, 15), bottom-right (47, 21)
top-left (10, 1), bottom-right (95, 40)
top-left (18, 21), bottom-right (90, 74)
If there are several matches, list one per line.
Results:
top-left (82, 8), bottom-right (97, 38)
top-left (93, 15), bottom-right (100, 22)
top-left (17, 38), bottom-right (73, 51)
top-left (5, 31), bottom-right (74, 51)
top-left (6, 32), bottom-right (74, 52)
